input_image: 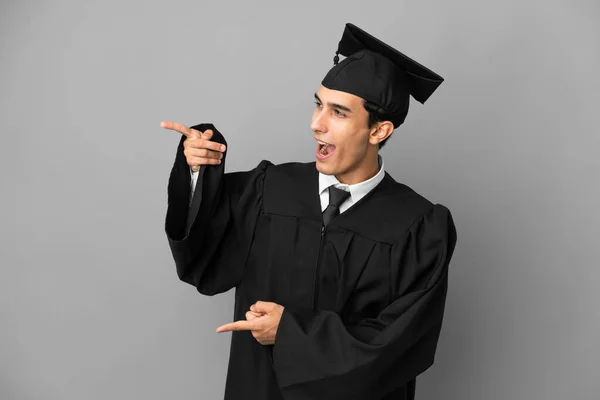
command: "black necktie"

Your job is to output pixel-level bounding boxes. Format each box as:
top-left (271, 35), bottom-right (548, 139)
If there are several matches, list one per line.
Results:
top-left (322, 186), bottom-right (350, 227)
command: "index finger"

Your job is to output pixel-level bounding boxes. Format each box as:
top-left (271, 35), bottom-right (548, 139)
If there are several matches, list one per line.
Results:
top-left (160, 120), bottom-right (191, 137)
top-left (216, 320), bottom-right (254, 333)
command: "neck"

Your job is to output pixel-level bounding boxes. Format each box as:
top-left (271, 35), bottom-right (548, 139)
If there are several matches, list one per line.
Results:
top-left (335, 151), bottom-right (380, 185)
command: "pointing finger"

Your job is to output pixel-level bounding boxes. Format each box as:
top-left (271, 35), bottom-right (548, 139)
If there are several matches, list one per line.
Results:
top-left (160, 120), bottom-right (191, 137)
top-left (216, 320), bottom-right (255, 333)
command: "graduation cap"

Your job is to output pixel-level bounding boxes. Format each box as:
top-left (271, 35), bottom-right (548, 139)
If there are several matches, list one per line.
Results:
top-left (321, 23), bottom-right (444, 127)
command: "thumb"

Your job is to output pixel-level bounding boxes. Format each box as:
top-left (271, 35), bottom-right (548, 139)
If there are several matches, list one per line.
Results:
top-left (189, 128), bottom-right (202, 139)
top-left (201, 129), bottom-right (214, 140)
top-left (251, 301), bottom-right (272, 313)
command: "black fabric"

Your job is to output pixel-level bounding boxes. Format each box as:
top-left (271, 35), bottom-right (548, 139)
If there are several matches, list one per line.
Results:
top-left (322, 186), bottom-right (350, 227)
top-left (165, 124), bottom-right (457, 400)
top-left (322, 23), bottom-right (444, 128)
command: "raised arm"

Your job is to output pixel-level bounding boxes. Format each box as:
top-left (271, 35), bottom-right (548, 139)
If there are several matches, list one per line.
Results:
top-left (163, 122), bottom-right (271, 295)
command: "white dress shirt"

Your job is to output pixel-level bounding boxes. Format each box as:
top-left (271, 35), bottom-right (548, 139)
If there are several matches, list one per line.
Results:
top-left (190, 167), bottom-right (200, 201)
top-left (189, 155), bottom-right (385, 213)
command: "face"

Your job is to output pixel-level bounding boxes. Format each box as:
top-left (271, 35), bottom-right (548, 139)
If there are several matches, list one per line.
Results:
top-left (311, 85), bottom-right (379, 184)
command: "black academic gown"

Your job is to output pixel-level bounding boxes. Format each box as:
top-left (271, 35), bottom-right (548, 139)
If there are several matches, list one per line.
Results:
top-left (165, 124), bottom-right (457, 400)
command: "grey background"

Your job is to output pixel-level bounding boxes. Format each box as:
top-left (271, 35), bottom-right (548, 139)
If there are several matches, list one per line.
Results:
top-left (2, 0), bottom-right (599, 399)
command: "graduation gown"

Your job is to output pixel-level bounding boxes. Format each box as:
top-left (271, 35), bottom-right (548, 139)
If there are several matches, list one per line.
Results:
top-left (165, 124), bottom-right (457, 400)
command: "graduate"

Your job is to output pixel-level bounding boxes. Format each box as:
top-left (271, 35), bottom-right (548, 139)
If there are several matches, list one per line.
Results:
top-left (162, 23), bottom-right (457, 400)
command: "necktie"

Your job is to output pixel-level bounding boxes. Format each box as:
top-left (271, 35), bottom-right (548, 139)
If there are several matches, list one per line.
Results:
top-left (322, 186), bottom-right (350, 227)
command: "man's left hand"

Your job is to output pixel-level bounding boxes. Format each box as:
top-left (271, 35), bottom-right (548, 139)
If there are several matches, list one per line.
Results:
top-left (216, 301), bottom-right (284, 345)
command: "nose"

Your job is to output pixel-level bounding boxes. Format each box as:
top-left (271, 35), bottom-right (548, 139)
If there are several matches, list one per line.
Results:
top-left (310, 109), bottom-right (327, 134)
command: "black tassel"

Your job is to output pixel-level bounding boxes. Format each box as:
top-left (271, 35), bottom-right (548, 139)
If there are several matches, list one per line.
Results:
top-left (333, 51), bottom-right (339, 66)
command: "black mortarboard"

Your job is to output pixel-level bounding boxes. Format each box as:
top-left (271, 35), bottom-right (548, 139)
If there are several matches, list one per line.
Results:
top-left (321, 23), bottom-right (444, 127)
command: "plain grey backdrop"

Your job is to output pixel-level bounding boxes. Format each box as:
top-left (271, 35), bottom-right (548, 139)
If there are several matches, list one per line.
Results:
top-left (2, 0), bottom-right (599, 399)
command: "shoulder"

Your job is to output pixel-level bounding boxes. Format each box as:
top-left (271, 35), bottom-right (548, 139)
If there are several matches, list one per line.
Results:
top-left (374, 173), bottom-right (442, 223)
top-left (385, 176), bottom-right (455, 242)
top-left (259, 161), bottom-right (321, 221)
top-left (262, 161), bottom-right (317, 191)
top-left (337, 173), bottom-right (453, 244)
top-left (225, 160), bottom-right (316, 194)
top-left (265, 161), bottom-right (316, 179)
top-left (381, 173), bottom-right (434, 213)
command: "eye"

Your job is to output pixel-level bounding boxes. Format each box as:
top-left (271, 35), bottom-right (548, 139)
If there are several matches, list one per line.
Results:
top-left (314, 101), bottom-right (323, 109)
top-left (333, 109), bottom-right (346, 118)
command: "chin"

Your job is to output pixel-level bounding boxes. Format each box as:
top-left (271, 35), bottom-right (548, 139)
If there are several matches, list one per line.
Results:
top-left (315, 160), bottom-right (335, 176)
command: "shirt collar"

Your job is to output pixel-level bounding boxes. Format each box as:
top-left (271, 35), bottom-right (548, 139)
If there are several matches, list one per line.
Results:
top-left (318, 155), bottom-right (385, 203)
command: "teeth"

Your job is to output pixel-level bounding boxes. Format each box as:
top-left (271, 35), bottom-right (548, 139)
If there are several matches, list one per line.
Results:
top-left (317, 140), bottom-right (332, 155)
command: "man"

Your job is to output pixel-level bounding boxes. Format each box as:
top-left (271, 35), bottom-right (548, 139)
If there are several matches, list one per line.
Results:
top-left (162, 23), bottom-right (457, 400)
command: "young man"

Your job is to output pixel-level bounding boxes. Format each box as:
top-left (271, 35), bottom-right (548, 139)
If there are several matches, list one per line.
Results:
top-left (162, 23), bottom-right (457, 400)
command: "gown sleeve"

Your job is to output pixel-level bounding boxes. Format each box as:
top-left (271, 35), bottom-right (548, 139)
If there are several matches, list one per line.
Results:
top-left (271, 204), bottom-right (457, 400)
top-left (165, 123), bottom-right (272, 296)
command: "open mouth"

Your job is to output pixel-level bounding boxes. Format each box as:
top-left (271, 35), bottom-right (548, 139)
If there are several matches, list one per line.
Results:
top-left (316, 140), bottom-right (336, 158)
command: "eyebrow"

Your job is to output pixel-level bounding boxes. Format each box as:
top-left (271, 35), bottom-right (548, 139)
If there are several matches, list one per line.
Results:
top-left (314, 93), bottom-right (353, 113)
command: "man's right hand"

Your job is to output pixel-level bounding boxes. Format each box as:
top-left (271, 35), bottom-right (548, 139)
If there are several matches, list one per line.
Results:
top-left (161, 121), bottom-right (227, 172)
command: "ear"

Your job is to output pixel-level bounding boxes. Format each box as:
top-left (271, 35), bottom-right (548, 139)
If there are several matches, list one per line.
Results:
top-left (368, 121), bottom-right (394, 146)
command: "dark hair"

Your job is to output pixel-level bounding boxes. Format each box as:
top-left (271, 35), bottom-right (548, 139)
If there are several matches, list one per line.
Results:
top-left (363, 100), bottom-right (394, 149)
